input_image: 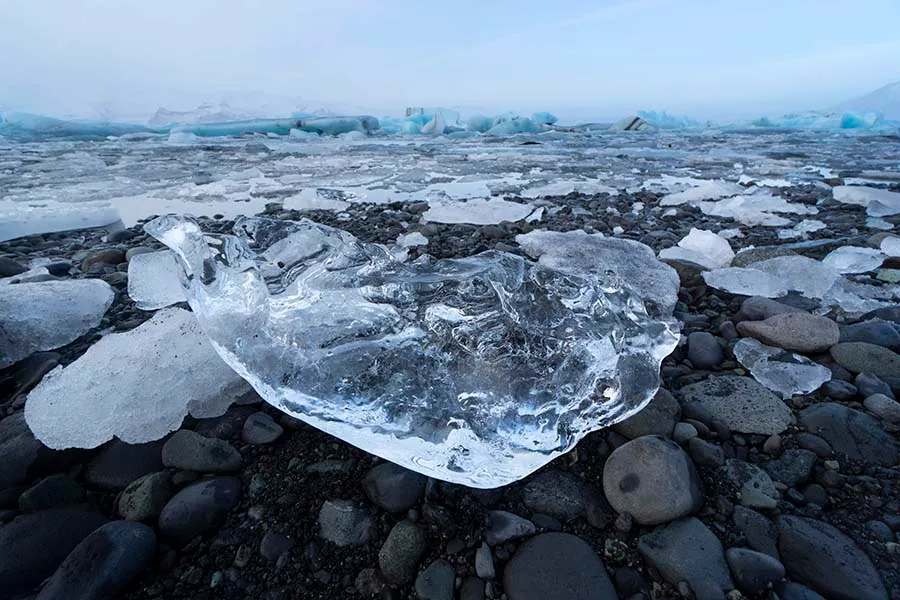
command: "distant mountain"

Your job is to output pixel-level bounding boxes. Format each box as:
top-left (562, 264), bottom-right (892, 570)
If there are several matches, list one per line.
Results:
top-left (834, 81), bottom-right (900, 120)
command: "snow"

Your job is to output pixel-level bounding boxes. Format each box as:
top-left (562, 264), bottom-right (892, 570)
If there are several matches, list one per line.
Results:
top-left (658, 228), bottom-right (734, 269)
top-left (25, 307), bottom-right (251, 449)
top-left (0, 279), bottom-right (114, 368)
top-left (127, 250), bottom-right (185, 310)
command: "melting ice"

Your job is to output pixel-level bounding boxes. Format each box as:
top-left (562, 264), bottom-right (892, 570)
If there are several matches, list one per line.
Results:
top-left (144, 216), bottom-right (679, 488)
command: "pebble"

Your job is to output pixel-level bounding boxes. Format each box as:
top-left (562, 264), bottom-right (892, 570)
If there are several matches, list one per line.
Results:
top-left (687, 332), bottom-right (725, 368)
top-left (802, 484), bottom-right (828, 506)
top-left (778, 582), bottom-right (827, 600)
top-left (863, 393), bottom-right (900, 423)
top-left (736, 312), bottom-right (840, 353)
top-left (118, 471), bottom-right (174, 522)
top-left (724, 459), bottom-right (779, 509)
top-left (485, 510), bottom-right (536, 546)
top-left (378, 520), bottom-right (429, 585)
top-left (613, 388), bottom-right (680, 439)
top-left (158, 477), bottom-right (242, 547)
top-left (19, 474), bottom-right (84, 512)
top-left (0, 505), bottom-right (108, 598)
top-left (522, 469), bottom-right (586, 521)
top-left (0, 412), bottom-right (64, 490)
top-left (363, 462), bottom-right (427, 513)
top-left (822, 379), bottom-right (857, 400)
top-left (688, 437), bottom-right (725, 467)
top-left (762, 434), bottom-right (781, 455)
top-left (475, 542), bottom-right (495, 579)
top-left (638, 517), bottom-right (733, 595)
top-left (460, 576), bottom-right (486, 600)
top-left (777, 515), bottom-right (888, 600)
top-left (830, 342), bottom-right (900, 378)
top-left (194, 406), bottom-right (257, 440)
top-left (260, 530), bottom-right (294, 563)
top-left (0, 257), bottom-right (27, 277)
top-left (738, 296), bottom-right (804, 321)
top-left (679, 375), bottom-right (793, 435)
top-left (241, 412), bottom-right (284, 445)
top-left (732, 506), bottom-right (779, 559)
top-left (504, 532), bottom-right (617, 600)
top-left (761, 449), bottom-right (817, 487)
top-left (725, 548), bottom-right (785, 595)
top-left (35, 521), bottom-right (156, 600)
top-left (414, 559), bottom-right (455, 600)
top-left (855, 372), bottom-right (894, 399)
top-left (839, 319), bottom-right (900, 351)
top-left (85, 439), bottom-right (166, 491)
top-left (317, 499), bottom-right (375, 547)
top-left (602, 435), bottom-right (703, 525)
top-left (125, 246), bottom-right (155, 261)
top-left (865, 520), bottom-right (895, 542)
top-left (81, 249), bottom-right (126, 273)
top-left (799, 402), bottom-right (898, 466)
top-left (161, 430), bottom-right (242, 473)
top-left (795, 433), bottom-right (833, 458)
top-left (672, 422), bottom-right (699, 443)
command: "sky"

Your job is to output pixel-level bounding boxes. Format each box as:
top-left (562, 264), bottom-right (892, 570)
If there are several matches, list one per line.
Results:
top-left (1, 0), bottom-right (899, 122)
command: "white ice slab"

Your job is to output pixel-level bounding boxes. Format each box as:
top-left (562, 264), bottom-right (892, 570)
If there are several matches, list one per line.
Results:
top-left (423, 198), bottom-right (534, 225)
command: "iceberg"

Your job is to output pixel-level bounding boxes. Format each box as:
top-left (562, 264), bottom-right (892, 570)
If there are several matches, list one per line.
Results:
top-left (637, 111), bottom-right (708, 130)
top-left (144, 215), bottom-right (679, 487)
top-left (25, 307), bottom-right (251, 449)
top-left (610, 116), bottom-right (655, 131)
top-left (531, 112), bottom-right (558, 125)
top-left (0, 279), bottom-right (114, 368)
top-left (466, 115), bottom-right (494, 133)
top-left (658, 228), bottom-right (734, 270)
top-left (127, 250), bottom-right (185, 310)
top-left (0, 112), bottom-right (156, 140)
top-left (486, 117), bottom-right (544, 135)
top-left (732, 339), bottom-right (831, 399)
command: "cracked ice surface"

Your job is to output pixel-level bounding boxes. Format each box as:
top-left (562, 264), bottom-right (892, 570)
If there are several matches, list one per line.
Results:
top-left (733, 339), bottom-right (831, 399)
top-left (25, 307), bottom-right (251, 449)
top-left (0, 279), bottom-right (114, 368)
top-left (146, 215), bottom-right (679, 487)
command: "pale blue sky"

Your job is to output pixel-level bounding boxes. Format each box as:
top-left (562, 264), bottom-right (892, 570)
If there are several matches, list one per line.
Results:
top-left (1, 0), bottom-right (898, 121)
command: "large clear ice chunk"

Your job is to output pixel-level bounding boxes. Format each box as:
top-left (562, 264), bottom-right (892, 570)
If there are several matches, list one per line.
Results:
top-left (702, 268), bottom-right (788, 298)
top-left (0, 279), bottom-right (114, 368)
top-left (732, 338), bottom-right (831, 399)
top-left (127, 250), bottom-right (185, 310)
top-left (145, 216), bottom-right (680, 488)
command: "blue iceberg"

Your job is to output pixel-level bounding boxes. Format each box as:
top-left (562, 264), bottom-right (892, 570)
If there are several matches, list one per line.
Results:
top-left (637, 110), bottom-right (709, 130)
top-left (0, 112), bottom-right (157, 140)
top-left (531, 112), bottom-right (558, 125)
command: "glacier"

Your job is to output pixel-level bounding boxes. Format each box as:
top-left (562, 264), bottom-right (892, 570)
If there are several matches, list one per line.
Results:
top-left (142, 215), bottom-right (679, 488)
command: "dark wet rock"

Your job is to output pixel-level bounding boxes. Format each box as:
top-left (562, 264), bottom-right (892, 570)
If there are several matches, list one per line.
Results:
top-left (613, 387), bottom-right (680, 439)
top-left (802, 483), bottom-right (828, 506)
top-left (485, 510), bottom-right (536, 546)
top-left (161, 430), bottom-right (242, 473)
top-left (241, 411), bottom-right (284, 445)
top-left (724, 459), bottom-right (779, 509)
top-left (687, 332), bottom-right (724, 368)
top-left (778, 582), bottom-right (827, 600)
top-left (687, 437), bottom-right (725, 468)
top-left (672, 422), bottom-right (698, 443)
top-left (81, 248), bottom-right (126, 272)
top-left (1, 352), bottom-right (60, 400)
top-left (117, 471), bottom-right (174, 522)
top-left (414, 559), bottom-right (455, 600)
top-left (260, 530), bottom-right (294, 563)
top-left (503, 532), bottom-right (616, 600)
top-left (158, 477), bottom-right (242, 547)
top-left (378, 520), bottom-right (429, 585)
top-left (125, 246), bottom-right (154, 262)
top-left (679, 375), bottom-right (792, 435)
top-left (863, 393), bottom-right (900, 423)
top-left (796, 433), bottom-right (832, 458)
top-left (822, 379), bottom-right (857, 400)
top-left (733, 506), bottom-right (779, 559)
top-left (0, 412), bottom-right (79, 491)
top-left (475, 542), bottom-right (494, 579)
top-left (830, 342), bottom-right (900, 378)
top-left (762, 449), bottom-right (817, 487)
top-left (318, 499), bottom-right (375, 547)
top-left (44, 261), bottom-right (72, 276)
top-left (638, 517), bottom-right (733, 595)
top-left (737, 296), bottom-right (805, 321)
top-left (602, 435), bottom-right (703, 526)
top-left (19, 474), bottom-right (84, 512)
top-left (460, 576), bottom-right (485, 600)
top-left (732, 247), bottom-right (796, 268)
top-left (799, 403), bottom-right (898, 466)
top-left (856, 372), bottom-right (894, 399)
top-left (0, 257), bottom-right (27, 278)
top-left (840, 319), bottom-right (900, 351)
top-left (737, 313), bottom-right (839, 353)
top-left (725, 548), bottom-right (785, 595)
top-left (522, 469), bottom-right (587, 521)
top-left (0, 505), bottom-right (108, 598)
top-left (865, 519), bottom-right (894, 542)
top-left (85, 439), bottom-right (166, 491)
top-left (777, 515), bottom-right (887, 600)
top-left (36, 521), bottom-right (156, 600)
top-left (363, 462), bottom-right (426, 513)
top-left (194, 405), bottom-right (257, 440)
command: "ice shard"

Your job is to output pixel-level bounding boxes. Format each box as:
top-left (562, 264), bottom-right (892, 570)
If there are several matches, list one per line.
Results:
top-left (822, 247), bottom-right (886, 274)
top-left (732, 338), bottom-right (831, 399)
top-left (702, 268), bottom-right (788, 298)
top-left (127, 250), bottom-right (185, 310)
top-left (748, 256), bottom-right (839, 299)
top-left (145, 215), bottom-right (680, 488)
top-left (0, 279), bottom-right (114, 368)
top-left (658, 228), bottom-right (734, 269)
